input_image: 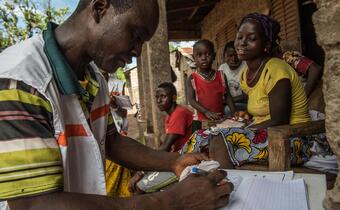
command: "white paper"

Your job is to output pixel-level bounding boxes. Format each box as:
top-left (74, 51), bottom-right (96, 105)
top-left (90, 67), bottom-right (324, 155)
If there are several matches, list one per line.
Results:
top-left (220, 178), bottom-right (308, 210)
top-left (225, 169), bottom-right (294, 182)
top-left (113, 95), bottom-right (132, 109)
top-left (215, 119), bottom-right (245, 128)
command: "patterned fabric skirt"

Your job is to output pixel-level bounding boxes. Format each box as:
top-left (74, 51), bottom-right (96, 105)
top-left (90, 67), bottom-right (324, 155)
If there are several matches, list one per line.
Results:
top-left (105, 159), bottom-right (132, 197)
top-left (180, 128), bottom-right (332, 167)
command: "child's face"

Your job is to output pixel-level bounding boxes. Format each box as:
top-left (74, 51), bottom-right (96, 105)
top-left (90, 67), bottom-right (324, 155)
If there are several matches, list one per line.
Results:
top-left (155, 88), bottom-right (174, 112)
top-left (224, 47), bottom-right (242, 70)
top-left (193, 43), bottom-right (215, 71)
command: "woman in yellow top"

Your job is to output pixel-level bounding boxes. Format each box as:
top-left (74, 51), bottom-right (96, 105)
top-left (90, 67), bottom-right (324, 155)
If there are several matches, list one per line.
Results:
top-left (236, 14), bottom-right (310, 127)
top-left (179, 13), bottom-right (332, 169)
top-left (239, 57), bottom-right (310, 126)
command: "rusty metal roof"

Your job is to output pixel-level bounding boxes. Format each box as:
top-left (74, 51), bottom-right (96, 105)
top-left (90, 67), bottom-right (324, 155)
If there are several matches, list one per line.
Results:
top-left (167, 0), bottom-right (219, 41)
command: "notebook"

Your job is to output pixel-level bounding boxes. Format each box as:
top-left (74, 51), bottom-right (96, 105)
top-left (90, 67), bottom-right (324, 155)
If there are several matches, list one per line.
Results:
top-left (225, 169), bottom-right (294, 182)
top-left (220, 177), bottom-right (309, 210)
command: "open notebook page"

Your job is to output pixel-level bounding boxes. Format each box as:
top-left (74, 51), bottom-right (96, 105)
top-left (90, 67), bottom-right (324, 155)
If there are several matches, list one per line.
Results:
top-left (220, 178), bottom-right (308, 210)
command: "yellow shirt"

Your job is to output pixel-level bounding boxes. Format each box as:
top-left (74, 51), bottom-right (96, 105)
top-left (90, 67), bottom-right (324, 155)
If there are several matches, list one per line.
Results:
top-left (240, 58), bottom-right (310, 125)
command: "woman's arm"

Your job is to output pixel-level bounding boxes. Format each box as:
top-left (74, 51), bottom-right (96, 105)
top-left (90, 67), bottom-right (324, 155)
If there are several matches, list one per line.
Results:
top-left (252, 79), bottom-right (291, 129)
top-left (304, 62), bottom-right (323, 98)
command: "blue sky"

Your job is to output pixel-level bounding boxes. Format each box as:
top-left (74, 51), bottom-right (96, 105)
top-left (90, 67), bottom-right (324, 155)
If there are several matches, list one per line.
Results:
top-left (51, 0), bottom-right (78, 13)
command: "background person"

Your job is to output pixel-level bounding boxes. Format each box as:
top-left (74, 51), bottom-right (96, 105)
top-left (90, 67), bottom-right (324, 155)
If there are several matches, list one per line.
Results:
top-left (218, 41), bottom-right (248, 116)
top-left (180, 13), bottom-right (332, 171)
top-left (187, 40), bottom-right (236, 131)
top-left (156, 82), bottom-right (193, 152)
top-left (128, 82), bottom-right (194, 194)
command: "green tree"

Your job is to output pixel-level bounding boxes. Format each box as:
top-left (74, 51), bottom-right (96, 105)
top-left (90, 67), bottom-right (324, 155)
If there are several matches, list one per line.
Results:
top-left (116, 67), bottom-right (126, 81)
top-left (169, 42), bottom-right (178, 52)
top-left (0, 0), bottom-right (69, 49)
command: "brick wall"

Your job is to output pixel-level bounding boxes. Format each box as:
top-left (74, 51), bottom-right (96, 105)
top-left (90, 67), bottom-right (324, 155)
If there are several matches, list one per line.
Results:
top-left (201, 0), bottom-right (271, 67)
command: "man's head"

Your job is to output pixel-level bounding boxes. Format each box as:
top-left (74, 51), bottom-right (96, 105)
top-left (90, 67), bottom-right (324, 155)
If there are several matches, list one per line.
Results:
top-left (71, 0), bottom-right (159, 72)
top-left (223, 41), bottom-right (241, 70)
top-left (155, 82), bottom-right (177, 112)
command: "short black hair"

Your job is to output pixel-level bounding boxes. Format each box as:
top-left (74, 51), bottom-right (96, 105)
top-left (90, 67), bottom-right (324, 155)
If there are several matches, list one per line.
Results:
top-left (74, 0), bottom-right (136, 14)
top-left (193, 39), bottom-right (215, 53)
top-left (157, 82), bottom-right (177, 96)
top-left (223, 41), bottom-right (235, 56)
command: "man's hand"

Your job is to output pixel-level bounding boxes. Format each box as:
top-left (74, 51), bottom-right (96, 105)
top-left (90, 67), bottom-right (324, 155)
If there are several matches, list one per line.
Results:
top-left (128, 172), bottom-right (144, 194)
top-left (160, 170), bottom-right (234, 210)
top-left (172, 153), bottom-right (209, 177)
top-left (110, 96), bottom-right (119, 109)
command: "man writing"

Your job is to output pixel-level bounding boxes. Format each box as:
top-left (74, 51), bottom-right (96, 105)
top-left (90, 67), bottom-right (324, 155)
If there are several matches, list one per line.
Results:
top-left (0, 0), bottom-right (232, 209)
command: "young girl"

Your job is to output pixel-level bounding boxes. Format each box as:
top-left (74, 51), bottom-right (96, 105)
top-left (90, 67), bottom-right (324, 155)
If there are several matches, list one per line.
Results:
top-left (187, 40), bottom-right (236, 130)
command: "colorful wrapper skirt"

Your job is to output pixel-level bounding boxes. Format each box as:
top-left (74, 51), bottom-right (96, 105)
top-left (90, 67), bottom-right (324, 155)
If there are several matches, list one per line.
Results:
top-left (180, 128), bottom-right (332, 166)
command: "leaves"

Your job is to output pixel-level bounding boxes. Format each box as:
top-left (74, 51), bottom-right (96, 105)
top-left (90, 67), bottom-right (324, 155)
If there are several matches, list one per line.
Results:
top-left (226, 132), bottom-right (252, 153)
top-left (0, 0), bottom-right (69, 49)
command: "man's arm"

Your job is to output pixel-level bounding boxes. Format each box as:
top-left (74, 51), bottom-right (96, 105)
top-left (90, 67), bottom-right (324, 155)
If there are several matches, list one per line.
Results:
top-left (158, 134), bottom-right (181, 151)
top-left (106, 132), bottom-right (202, 176)
top-left (9, 170), bottom-right (233, 210)
top-left (9, 191), bottom-right (164, 210)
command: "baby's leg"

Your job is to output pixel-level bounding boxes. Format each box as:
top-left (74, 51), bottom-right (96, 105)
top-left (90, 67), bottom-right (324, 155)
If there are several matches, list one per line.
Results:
top-left (209, 134), bottom-right (234, 169)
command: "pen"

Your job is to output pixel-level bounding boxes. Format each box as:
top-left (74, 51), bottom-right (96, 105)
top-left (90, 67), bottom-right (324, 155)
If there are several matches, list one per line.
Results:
top-left (191, 167), bottom-right (209, 175)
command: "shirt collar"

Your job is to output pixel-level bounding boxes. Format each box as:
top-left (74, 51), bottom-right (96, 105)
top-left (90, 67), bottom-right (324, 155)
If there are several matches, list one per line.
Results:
top-left (43, 22), bottom-right (85, 95)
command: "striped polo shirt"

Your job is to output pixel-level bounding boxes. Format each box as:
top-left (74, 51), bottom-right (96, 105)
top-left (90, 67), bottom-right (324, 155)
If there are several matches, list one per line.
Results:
top-left (0, 22), bottom-right (116, 200)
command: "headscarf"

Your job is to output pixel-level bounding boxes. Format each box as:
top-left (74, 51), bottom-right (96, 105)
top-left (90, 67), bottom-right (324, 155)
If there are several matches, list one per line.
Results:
top-left (240, 13), bottom-right (281, 48)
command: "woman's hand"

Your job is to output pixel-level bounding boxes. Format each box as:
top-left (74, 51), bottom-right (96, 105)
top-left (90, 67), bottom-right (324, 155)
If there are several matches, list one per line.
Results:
top-left (233, 111), bottom-right (252, 121)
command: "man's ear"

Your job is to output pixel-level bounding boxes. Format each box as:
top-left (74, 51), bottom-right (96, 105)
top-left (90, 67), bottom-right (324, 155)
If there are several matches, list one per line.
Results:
top-left (172, 95), bottom-right (177, 102)
top-left (90, 0), bottom-right (110, 23)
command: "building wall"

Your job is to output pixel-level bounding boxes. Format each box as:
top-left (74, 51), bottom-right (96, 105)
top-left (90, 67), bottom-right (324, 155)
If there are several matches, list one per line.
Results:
top-left (313, 1), bottom-right (340, 209)
top-left (170, 51), bottom-right (192, 105)
top-left (201, 0), bottom-right (271, 67)
top-left (170, 52), bottom-right (184, 103)
top-left (127, 69), bottom-right (139, 105)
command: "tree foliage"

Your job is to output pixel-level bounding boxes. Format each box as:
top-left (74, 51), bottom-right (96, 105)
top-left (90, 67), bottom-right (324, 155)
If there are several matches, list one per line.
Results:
top-left (0, 0), bottom-right (69, 49)
top-left (169, 42), bottom-right (178, 52)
